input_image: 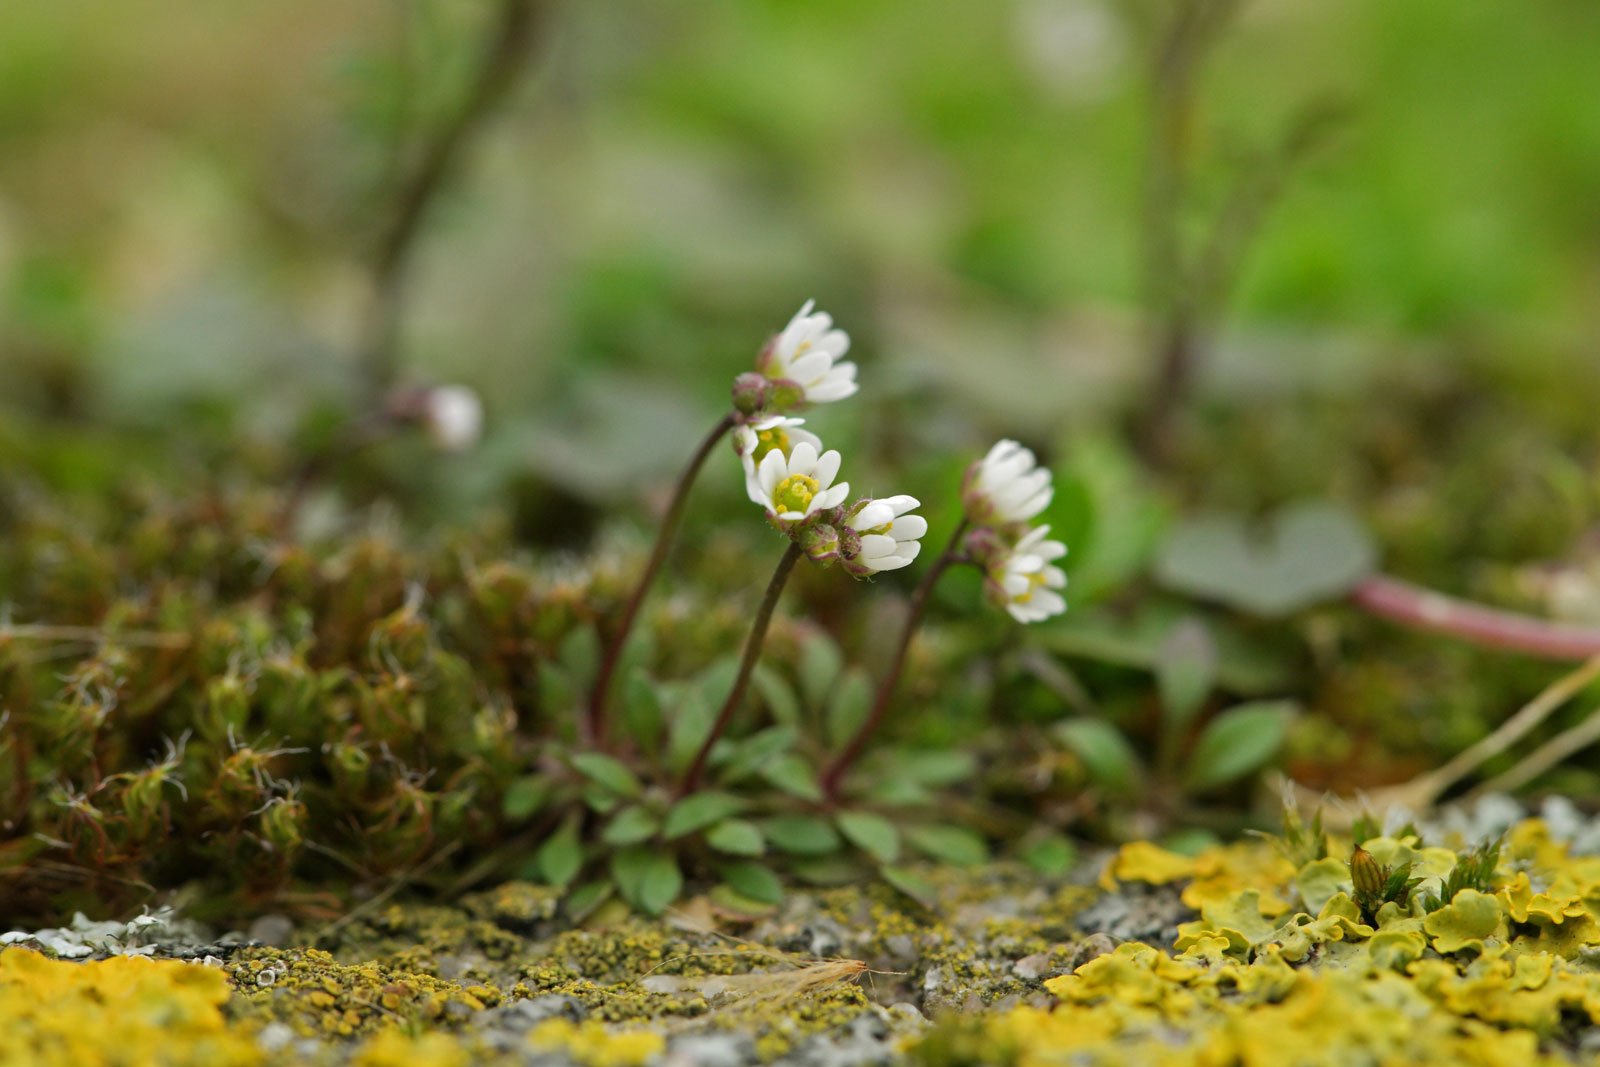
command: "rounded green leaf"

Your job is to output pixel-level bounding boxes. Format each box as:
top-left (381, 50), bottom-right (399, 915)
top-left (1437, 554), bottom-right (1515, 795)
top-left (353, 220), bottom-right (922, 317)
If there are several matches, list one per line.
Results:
top-left (569, 752), bottom-right (642, 798)
top-left (663, 791), bottom-right (746, 840)
top-left (1156, 617), bottom-right (1217, 729)
top-left (825, 668), bottom-right (873, 750)
top-left (1055, 719), bottom-right (1141, 793)
top-left (760, 814), bottom-right (842, 856)
top-left (760, 754), bottom-right (824, 801)
top-left (612, 848), bottom-right (682, 916)
top-left (536, 816), bottom-right (584, 888)
top-left (836, 811), bottom-right (901, 864)
top-left (719, 860), bottom-right (783, 905)
top-left (705, 818), bottom-right (766, 857)
top-left (906, 825), bottom-right (988, 866)
top-left (1183, 700), bottom-right (1297, 792)
top-left (501, 775), bottom-right (552, 823)
top-left (601, 804), bottom-right (660, 846)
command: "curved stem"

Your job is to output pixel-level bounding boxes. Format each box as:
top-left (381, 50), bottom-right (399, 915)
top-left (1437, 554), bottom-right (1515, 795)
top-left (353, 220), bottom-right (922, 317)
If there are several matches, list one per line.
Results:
top-left (360, 0), bottom-right (549, 397)
top-left (680, 541), bottom-right (803, 794)
top-left (821, 519), bottom-right (970, 800)
top-left (587, 412), bottom-right (737, 746)
top-left (1350, 574), bottom-right (1600, 661)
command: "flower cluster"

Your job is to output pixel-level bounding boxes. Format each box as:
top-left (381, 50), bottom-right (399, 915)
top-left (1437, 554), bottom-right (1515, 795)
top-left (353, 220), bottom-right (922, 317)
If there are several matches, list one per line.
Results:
top-left (732, 302), bottom-right (923, 577)
top-left (961, 440), bottom-right (1068, 623)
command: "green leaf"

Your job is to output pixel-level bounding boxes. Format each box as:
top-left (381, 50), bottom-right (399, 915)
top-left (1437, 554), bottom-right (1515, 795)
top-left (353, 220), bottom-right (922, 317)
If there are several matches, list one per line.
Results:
top-left (751, 664), bottom-right (801, 727)
top-left (705, 819), bottom-right (766, 857)
top-left (825, 667), bottom-right (873, 750)
top-left (1054, 719), bottom-right (1141, 793)
top-left (906, 825), bottom-right (988, 866)
top-left (536, 816), bottom-right (584, 888)
top-left (558, 624), bottom-right (600, 686)
top-left (663, 791), bottom-right (746, 840)
top-left (787, 856), bottom-right (864, 886)
top-left (1050, 435), bottom-right (1169, 605)
top-left (601, 805), bottom-right (660, 846)
top-left (1156, 617), bottom-right (1217, 730)
top-left (799, 632), bottom-right (844, 710)
top-left (582, 785), bottom-right (620, 815)
top-left (717, 725), bottom-right (798, 785)
top-left (501, 775), bottom-right (552, 823)
top-left (611, 847), bottom-right (682, 916)
top-left (760, 814), bottom-right (842, 856)
top-left (719, 860), bottom-right (783, 905)
top-left (562, 879), bottom-right (614, 923)
top-left (708, 886), bottom-right (777, 918)
top-left (621, 668), bottom-right (664, 750)
top-left (1022, 833), bottom-right (1078, 877)
top-left (760, 754), bottom-right (824, 801)
top-left (667, 683), bottom-right (715, 775)
top-left (888, 749), bottom-right (978, 787)
top-left (536, 662), bottom-right (576, 716)
top-left (569, 752), bottom-right (642, 798)
top-left (881, 865), bottom-right (936, 908)
top-left (836, 811), bottom-right (901, 864)
top-left (1154, 501), bottom-right (1377, 617)
top-left (1183, 700), bottom-right (1297, 792)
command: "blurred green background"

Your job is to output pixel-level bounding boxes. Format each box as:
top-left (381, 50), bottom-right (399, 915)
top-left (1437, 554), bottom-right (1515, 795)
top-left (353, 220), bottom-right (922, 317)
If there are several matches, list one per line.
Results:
top-left (2, 0), bottom-right (1599, 524)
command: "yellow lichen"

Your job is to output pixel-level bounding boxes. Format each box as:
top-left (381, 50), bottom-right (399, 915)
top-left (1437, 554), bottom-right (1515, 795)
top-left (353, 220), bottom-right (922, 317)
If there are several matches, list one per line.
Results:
top-left (529, 1018), bottom-right (665, 1066)
top-left (0, 948), bottom-right (261, 1067)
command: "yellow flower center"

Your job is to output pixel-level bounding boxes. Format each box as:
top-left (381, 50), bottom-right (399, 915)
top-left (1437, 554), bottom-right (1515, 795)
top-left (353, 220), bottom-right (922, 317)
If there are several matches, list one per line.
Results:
top-left (753, 427), bottom-right (790, 461)
top-left (773, 473), bottom-right (820, 514)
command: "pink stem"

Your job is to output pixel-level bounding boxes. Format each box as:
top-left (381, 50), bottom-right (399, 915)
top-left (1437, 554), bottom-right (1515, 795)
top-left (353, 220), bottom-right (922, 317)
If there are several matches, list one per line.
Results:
top-left (1351, 573), bottom-right (1600, 660)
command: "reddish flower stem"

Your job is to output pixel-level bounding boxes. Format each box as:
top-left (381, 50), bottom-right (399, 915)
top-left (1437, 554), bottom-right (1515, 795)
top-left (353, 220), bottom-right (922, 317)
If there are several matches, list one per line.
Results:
top-left (680, 541), bottom-right (804, 793)
top-left (586, 412), bottom-right (737, 746)
top-left (821, 519), bottom-right (970, 800)
top-left (1350, 573), bottom-right (1600, 660)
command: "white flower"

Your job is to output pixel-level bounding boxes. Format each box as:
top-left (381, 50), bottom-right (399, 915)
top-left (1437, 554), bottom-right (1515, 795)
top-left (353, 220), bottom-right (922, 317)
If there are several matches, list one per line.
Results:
top-left (844, 495), bottom-right (926, 575)
top-left (733, 416), bottom-right (823, 465)
top-left (423, 385), bottom-right (484, 452)
top-left (746, 440), bottom-right (851, 526)
top-left (990, 525), bottom-right (1068, 623)
top-left (758, 300), bottom-right (859, 405)
top-left (963, 439), bottom-right (1052, 525)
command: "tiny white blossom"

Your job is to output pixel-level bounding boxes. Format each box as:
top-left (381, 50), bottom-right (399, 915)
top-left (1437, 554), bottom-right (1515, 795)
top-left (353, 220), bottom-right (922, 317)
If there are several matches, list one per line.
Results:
top-left (963, 439), bottom-right (1052, 525)
top-left (423, 385), bottom-right (484, 452)
top-left (990, 524), bottom-right (1068, 623)
top-left (733, 416), bottom-right (823, 465)
top-left (758, 300), bottom-right (859, 405)
top-left (746, 440), bottom-right (851, 527)
top-left (845, 495), bottom-right (926, 574)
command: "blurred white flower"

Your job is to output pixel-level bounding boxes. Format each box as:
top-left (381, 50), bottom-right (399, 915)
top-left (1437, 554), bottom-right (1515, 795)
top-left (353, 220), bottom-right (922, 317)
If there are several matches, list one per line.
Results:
top-left (422, 385), bottom-right (484, 452)
top-left (746, 440), bottom-right (851, 527)
top-left (758, 300), bottom-right (859, 406)
top-left (989, 524), bottom-right (1068, 623)
top-left (963, 439), bottom-right (1053, 525)
top-left (844, 495), bottom-right (926, 575)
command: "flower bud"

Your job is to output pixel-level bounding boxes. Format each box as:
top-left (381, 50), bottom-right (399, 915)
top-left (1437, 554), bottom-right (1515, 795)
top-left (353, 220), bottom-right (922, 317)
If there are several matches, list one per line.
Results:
top-left (1350, 845), bottom-right (1384, 898)
top-left (765, 378), bottom-right (807, 413)
top-left (800, 522), bottom-right (843, 566)
top-left (731, 372), bottom-right (770, 416)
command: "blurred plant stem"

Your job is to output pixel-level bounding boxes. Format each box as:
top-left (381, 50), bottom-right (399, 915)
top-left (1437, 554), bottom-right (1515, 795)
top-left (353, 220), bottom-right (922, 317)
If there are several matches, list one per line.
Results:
top-left (821, 520), bottom-right (971, 801)
top-left (358, 0), bottom-right (550, 399)
top-left (587, 412), bottom-right (737, 746)
top-left (681, 542), bottom-right (803, 794)
top-left (1351, 574), bottom-right (1600, 660)
top-left (1134, 0), bottom-right (1341, 466)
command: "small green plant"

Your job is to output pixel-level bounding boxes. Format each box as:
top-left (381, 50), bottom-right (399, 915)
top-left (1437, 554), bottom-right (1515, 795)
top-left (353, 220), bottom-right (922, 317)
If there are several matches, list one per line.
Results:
top-left (1349, 844), bottom-right (1423, 925)
top-left (1052, 615), bottom-right (1298, 827)
top-left (1418, 836), bottom-right (1502, 913)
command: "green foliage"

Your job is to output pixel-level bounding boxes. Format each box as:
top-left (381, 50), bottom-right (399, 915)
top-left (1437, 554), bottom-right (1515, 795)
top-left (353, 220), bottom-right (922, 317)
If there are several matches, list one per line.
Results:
top-left (1419, 837), bottom-right (1503, 913)
top-left (1154, 502), bottom-right (1377, 617)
